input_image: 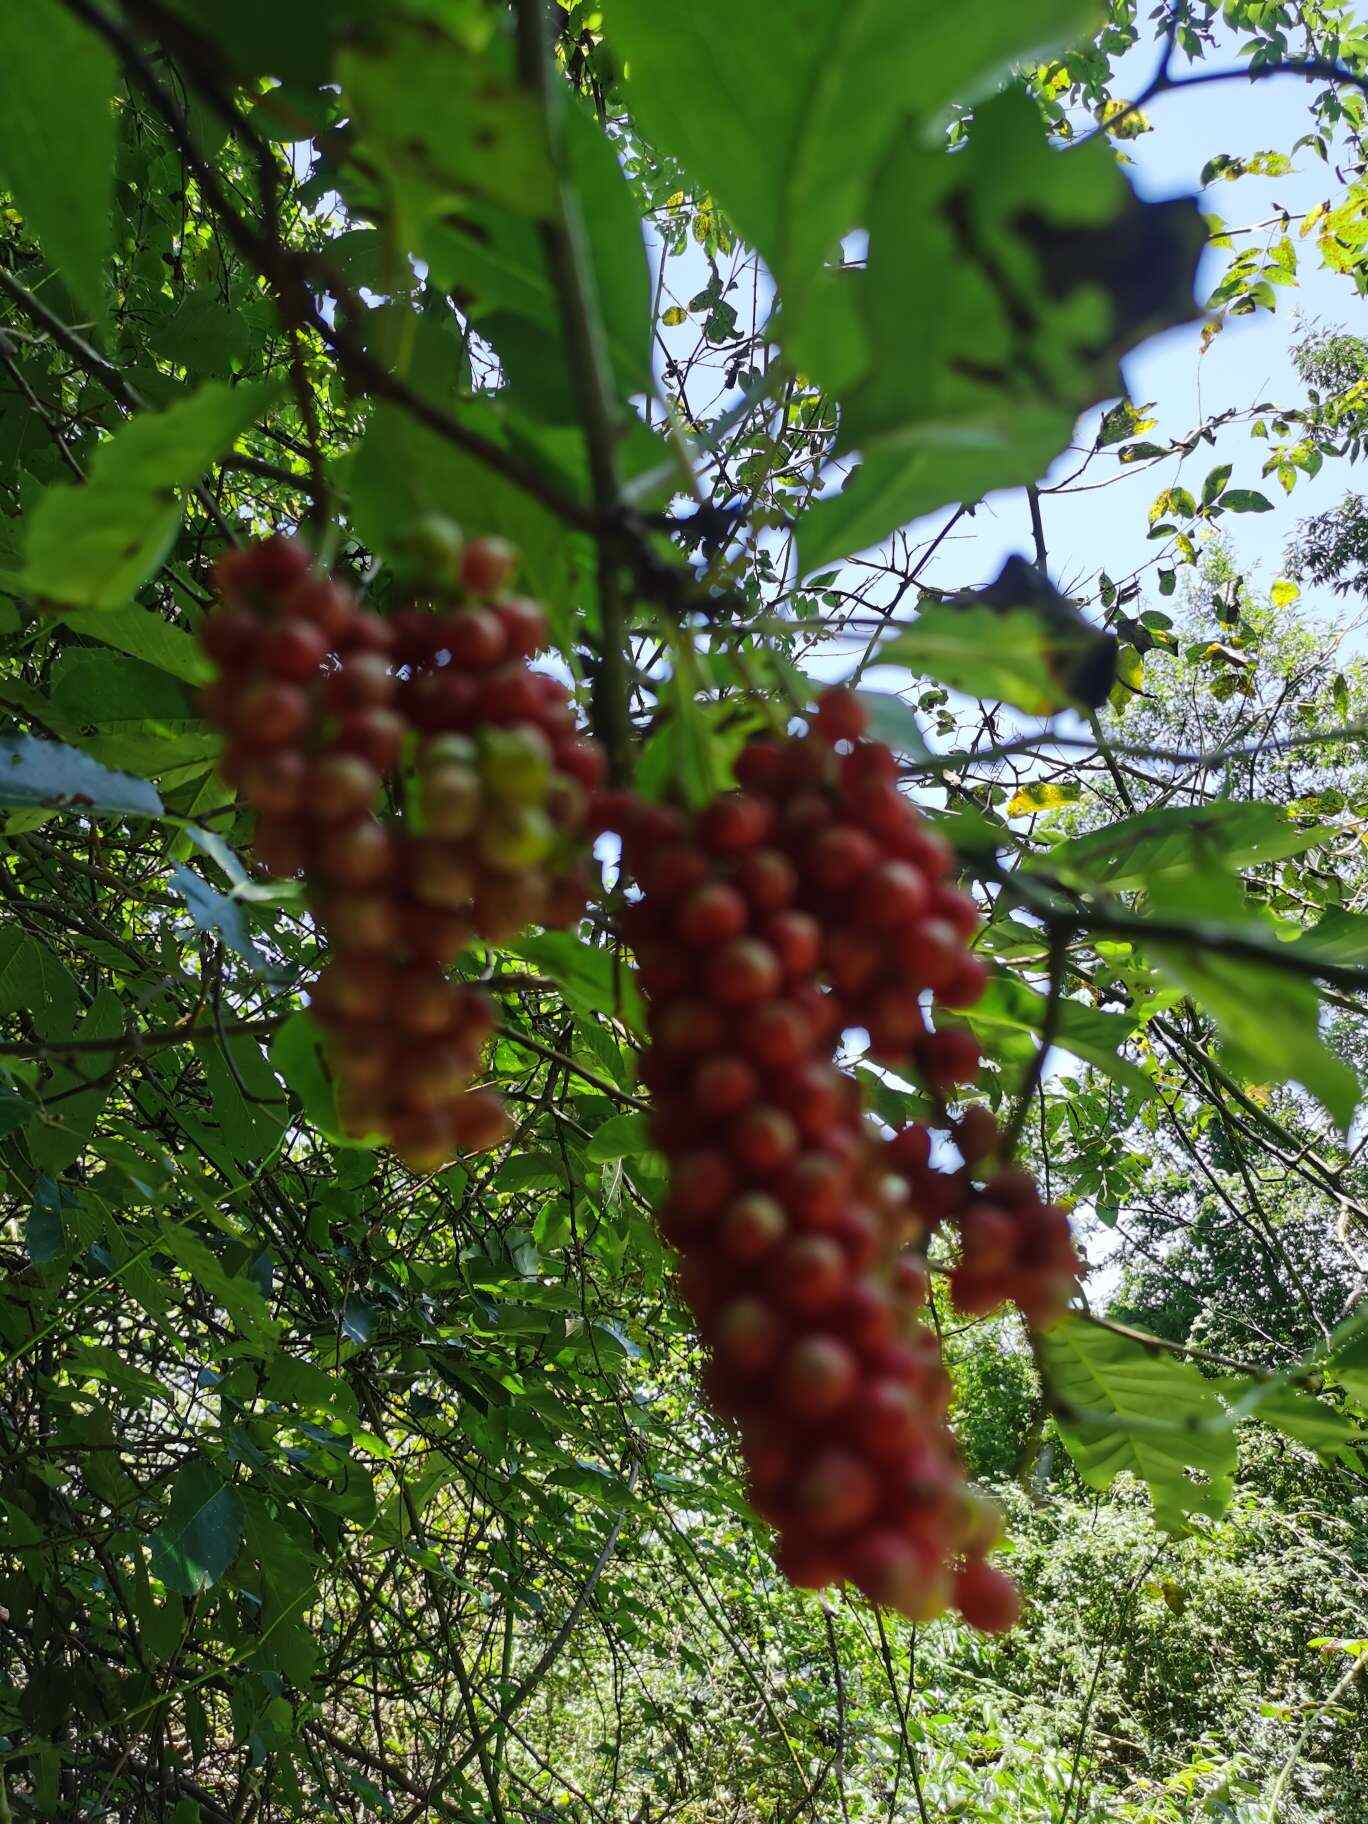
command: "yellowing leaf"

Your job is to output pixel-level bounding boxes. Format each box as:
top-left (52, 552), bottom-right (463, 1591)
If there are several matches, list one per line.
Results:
top-left (1006, 780), bottom-right (1081, 818)
top-left (661, 305), bottom-right (687, 326)
top-left (1271, 578), bottom-right (1301, 608)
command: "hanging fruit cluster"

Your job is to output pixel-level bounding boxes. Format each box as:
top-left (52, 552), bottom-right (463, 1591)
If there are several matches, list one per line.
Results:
top-left (203, 539), bottom-right (1074, 1630)
top-left (199, 529), bottom-right (603, 1170)
top-left (598, 688), bottom-right (1080, 1630)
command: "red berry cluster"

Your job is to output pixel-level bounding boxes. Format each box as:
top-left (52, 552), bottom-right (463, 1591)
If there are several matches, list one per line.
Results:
top-left (199, 530), bottom-right (604, 1171)
top-left (890, 1118), bottom-right (1081, 1332)
top-left (597, 689), bottom-right (1081, 1630)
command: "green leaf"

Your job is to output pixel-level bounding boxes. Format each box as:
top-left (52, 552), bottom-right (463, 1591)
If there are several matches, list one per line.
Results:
top-left (168, 863), bottom-right (283, 980)
top-left (0, 929), bottom-right (79, 1041)
top-left (1220, 1378), bottom-right (1367, 1469)
top-left (1322, 1305), bottom-right (1368, 1411)
top-left (59, 603), bottom-right (216, 686)
top-left (608, 0), bottom-right (1092, 328)
top-left (961, 974), bottom-right (1152, 1097)
top-left (426, 96), bottom-right (653, 414)
top-left (47, 650), bottom-right (216, 779)
top-left (1035, 802), bottom-right (1331, 890)
top-left (338, 21), bottom-right (552, 243)
top-left (149, 1457), bottom-right (244, 1598)
top-left (1220, 488), bottom-right (1274, 512)
top-left (872, 568), bottom-right (1117, 716)
top-left (22, 381), bottom-right (277, 610)
top-left (270, 1010), bottom-right (369, 1149)
top-left (850, 690), bottom-right (930, 760)
top-left (1201, 462), bottom-right (1232, 505)
top-left (350, 323), bottom-right (573, 623)
top-left (1292, 907), bottom-right (1368, 966)
top-left (0, 0), bottom-right (116, 326)
top-left (1144, 876), bottom-right (1358, 1128)
top-left (0, 735), bottom-right (163, 819)
top-left (585, 1111), bottom-right (652, 1163)
top-left (1039, 1315), bottom-right (1237, 1532)
top-left (28, 989), bottom-right (124, 1174)
top-left (796, 88), bottom-right (1202, 567)
top-left (510, 931), bottom-right (644, 1033)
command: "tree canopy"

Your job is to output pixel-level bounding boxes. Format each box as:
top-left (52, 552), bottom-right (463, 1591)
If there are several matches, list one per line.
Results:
top-left (0, 2), bottom-right (1365, 1821)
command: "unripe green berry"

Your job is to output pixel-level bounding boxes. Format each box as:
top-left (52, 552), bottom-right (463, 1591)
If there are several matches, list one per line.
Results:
top-left (478, 803), bottom-right (555, 870)
top-left (478, 725), bottom-right (553, 805)
top-left (395, 512), bottom-right (465, 588)
top-left (422, 764), bottom-right (483, 839)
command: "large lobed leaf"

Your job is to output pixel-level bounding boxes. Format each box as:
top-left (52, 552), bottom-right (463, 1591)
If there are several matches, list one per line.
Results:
top-left (1040, 1315), bottom-right (1237, 1533)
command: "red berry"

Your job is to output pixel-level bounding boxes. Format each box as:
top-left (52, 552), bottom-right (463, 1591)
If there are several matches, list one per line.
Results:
top-left (775, 1538), bottom-right (843, 1590)
top-left (921, 1027), bottom-right (981, 1088)
top-left (461, 536), bottom-right (518, 596)
top-left (699, 791), bottom-right (773, 853)
top-left (888, 1124), bottom-right (932, 1174)
top-left (736, 848), bottom-right (797, 912)
top-left (764, 910), bottom-right (821, 979)
top-left (791, 1447), bottom-right (876, 1535)
top-left (239, 749), bottom-right (305, 816)
top-left (676, 881), bottom-right (747, 948)
top-left (892, 917), bottom-right (963, 992)
top-left (859, 859), bottom-right (929, 929)
top-left (730, 1106), bottom-right (800, 1175)
top-left (201, 605), bottom-right (261, 668)
top-left (718, 1192), bottom-right (788, 1263)
top-left (336, 708), bottom-right (406, 773)
top-left (449, 1089), bottom-right (512, 1155)
top-left (478, 663), bottom-right (544, 725)
top-left (779, 1335), bottom-right (858, 1420)
top-left (671, 1150), bottom-right (735, 1220)
top-left (495, 596), bottom-right (548, 657)
top-left (955, 1105), bottom-right (1000, 1167)
top-left (554, 735), bottom-right (607, 792)
top-left (775, 1235), bottom-right (848, 1314)
top-left (638, 843), bottom-right (711, 902)
top-left (741, 1002), bottom-right (814, 1070)
top-left (652, 998), bottom-right (726, 1057)
top-left (307, 753), bottom-right (381, 823)
top-left (326, 651), bottom-right (394, 711)
top-left (824, 928), bottom-right (881, 996)
top-left (692, 1054), bottom-right (760, 1117)
top-left (931, 886), bottom-right (981, 941)
top-left (810, 825), bottom-right (878, 891)
top-left (851, 1533), bottom-right (950, 1621)
top-left (775, 1061), bottom-right (846, 1138)
top-left (283, 575), bottom-right (354, 642)
top-left (713, 1297), bottom-right (783, 1374)
top-left (233, 680), bottom-right (310, 747)
top-left (326, 892), bottom-right (402, 954)
top-left (707, 938), bottom-right (782, 1007)
top-left (734, 738), bottom-right (787, 793)
top-left (954, 1559), bottom-right (1020, 1633)
top-left (316, 818), bottom-right (394, 889)
top-left (253, 815), bottom-right (311, 878)
top-left (779, 1154), bottom-right (850, 1229)
top-left (812, 686), bottom-right (867, 744)
top-left (263, 617), bottom-right (329, 681)
top-left (939, 953), bottom-right (989, 1009)
top-left (438, 607), bottom-right (507, 669)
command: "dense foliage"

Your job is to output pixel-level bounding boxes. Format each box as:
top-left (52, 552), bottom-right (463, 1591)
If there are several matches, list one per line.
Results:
top-left (0, 0), bottom-right (1364, 1820)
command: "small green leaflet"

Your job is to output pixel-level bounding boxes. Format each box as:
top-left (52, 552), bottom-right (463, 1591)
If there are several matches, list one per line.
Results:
top-left (22, 381), bottom-right (278, 610)
top-left (149, 1456), bottom-right (244, 1598)
top-left (0, 0), bottom-right (116, 328)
